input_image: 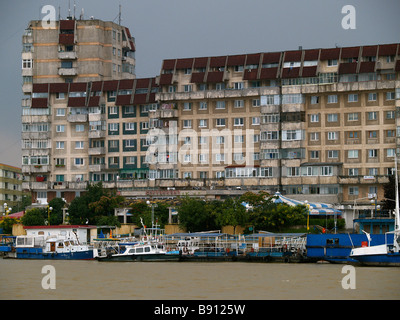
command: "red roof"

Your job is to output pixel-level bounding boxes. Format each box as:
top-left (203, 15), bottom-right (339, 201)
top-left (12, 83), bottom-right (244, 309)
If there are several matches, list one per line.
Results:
top-left (24, 225), bottom-right (96, 229)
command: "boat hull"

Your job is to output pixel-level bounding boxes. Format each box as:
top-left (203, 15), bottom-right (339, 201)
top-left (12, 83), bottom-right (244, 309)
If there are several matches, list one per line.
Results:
top-left (96, 252), bottom-right (181, 262)
top-left (9, 248), bottom-right (93, 260)
top-left (351, 253), bottom-right (400, 267)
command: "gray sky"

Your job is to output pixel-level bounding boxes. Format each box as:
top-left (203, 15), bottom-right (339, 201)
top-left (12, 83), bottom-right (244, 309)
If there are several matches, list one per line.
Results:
top-left (0, 0), bottom-right (399, 166)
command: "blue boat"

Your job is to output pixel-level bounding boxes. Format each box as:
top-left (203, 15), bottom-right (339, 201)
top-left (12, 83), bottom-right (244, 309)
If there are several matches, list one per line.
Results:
top-left (350, 157), bottom-right (400, 266)
top-left (306, 233), bottom-right (393, 263)
top-left (3, 235), bottom-right (93, 260)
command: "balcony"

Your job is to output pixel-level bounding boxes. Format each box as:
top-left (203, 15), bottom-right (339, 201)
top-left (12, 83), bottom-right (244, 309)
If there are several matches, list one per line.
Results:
top-left (89, 164), bottom-right (106, 172)
top-left (58, 51), bottom-right (77, 60)
top-left (67, 114), bottom-right (87, 122)
top-left (154, 108), bottom-right (179, 119)
top-left (88, 147), bottom-right (106, 155)
top-left (58, 67), bottom-right (77, 76)
top-left (88, 130), bottom-right (106, 139)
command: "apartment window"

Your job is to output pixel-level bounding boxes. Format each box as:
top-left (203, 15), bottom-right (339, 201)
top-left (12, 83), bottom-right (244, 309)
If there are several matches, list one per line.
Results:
top-left (109, 106), bottom-right (118, 114)
top-left (287, 167), bottom-right (300, 177)
top-left (348, 94), bottom-right (358, 102)
top-left (183, 120), bottom-right (192, 128)
top-left (310, 96), bottom-right (319, 104)
top-left (183, 102), bottom-right (192, 111)
top-left (320, 166), bottom-right (333, 176)
top-left (199, 154), bottom-right (208, 163)
top-left (327, 95), bottom-right (338, 103)
top-left (184, 85), bottom-right (192, 92)
top-left (74, 158), bottom-right (84, 166)
top-left (56, 125), bottom-right (65, 133)
top-left (368, 168), bottom-right (378, 176)
top-left (348, 150), bottom-right (359, 158)
top-left (386, 92), bottom-right (395, 101)
top-left (310, 132), bottom-right (319, 141)
top-left (328, 150), bottom-right (339, 159)
top-left (22, 59), bottom-right (33, 69)
top-left (75, 125), bottom-right (84, 132)
top-left (261, 131), bottom-right (279, 140)
top-left (75, 141), bottom-right (84, 149)
top-left (327, 114), bottom-right (338, 122)
top-left (234, 135), bottom-right (244, 143)
top-left (199, 136), bottom-right (208, 145)
top-left (349, 186), bottom-right (359, 196)
top-left (234, 82), bottom-right (244, 90)
top-left (198, 119), bottom-right (207, 128)
top-left (56, 141), bottom-right (65, 149)
top-left (263, 114), bottom-right (280, 123)
top-left (216, 118), bottom-right (226, 127)
top-left (234, 100), bottom-right (244, 108)
top-left (252, 99), bottom-right (261, 107)
top-left (234, 118), bottom-right (244, 126)
top-left (386, 111), bottom-right (395, 120)
top-left (367, 112), bottom-right (378, 120)
top-left (216, 101), bottom-right (226, 109)
top-left (368, 149), bottom-right (378, 158)
top-left (368, 93), bottom-right (377, 101)
top-left (310, 114), bottom-right (319, 123)
top-left (216, 136), bottom-right (225, 144)
top-left (233, 153), bottom-right (244, 162)
top-left (199, 102), bottom-right (207, 110)
top-left (387, 149), bottom-right (396, 158)
top-left (310, 151), bottom-right (320, 159)
top-left (56, 108), bottom-right (66, 116)
top-left (124, 122), bottom-right (136, 131)
top-left (328, 59), bottom-right (338, 66)
top-left (328, 132), bottom-right (338, 140)
top-left (109, 123), bottom-right (119, 131)
top-left (348, 113), bottom-right (359, 121)
top-left (215, 154), bottom-right (225, 162)
top-left (252, 117), bottom-right (260, 125)
top-left (184, 68), bottom-right (192, 75)
top-left (56, 175), bottom-right (65, 182)
top-left (348, 168), bottom-right (359, 176)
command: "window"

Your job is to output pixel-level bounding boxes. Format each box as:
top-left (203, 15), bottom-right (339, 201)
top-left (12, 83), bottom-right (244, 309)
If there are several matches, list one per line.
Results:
top-left (328, 59), bottom-right (338, 66)
top-left (386, 92), bottom-right (395, 101)
top-left (183, 102), bottom-right (192, 111)
top-left (310, 132), bottom-right (319, 141)
top-left (311, 96), bottom-right (319, 104)
top-left (328, 132), bottom-right (338, 140)
top-left (22, 59), bottom-right (33, 69)
top-left (234, 100), bottom-right (244, 108)
top-left (216, 136), bottom-right (225, 144)
top-left (349, 186), bottom-right (359, 196)
top-left (75, 125), bottom-right (84, 132)
top-left (348, 150), bottom-right (359, 158)
top-left (109, 123), bottom-right (119, 131)
top-left (387, 149), bottom-right (396, 158)
top-left (310, 151), bottom-right (319, 159)
top-left (124, 123), bottom-right (136, 131)
top-left (367, 112), bottom-right (378, 121)
top-left (310, 114), bottom-right (319, 123)
top-left (327, 114), bottom-right (338, 122)
top-left (234, 118), bottom-right (244, 126)
top-left (348, 94), bottom-right (358, 102)
top-left (215, 154), bottom-right (225, 162)
top-left (368, 149), bottom-right (378, 158)
top-left (74, 158), bottom-right (84, 166)
top-left (234, 135), bottom-right (244, 143)
top-left (216, 118), bottom-right (226, 127)
top-left (348, 168), bottom-right (359, 176)
top-left (234, 82), bottom-right (244, 90)
top-left (56, 141), bottom-right (65, 149)
top-left (183, 85), bottom-right (192, 92)
top-left (252, 99), bottom-right (261, 107)
top-left (327, 95), bottom-right (338, 103)
top-left (252, 117), bottom-right (260, 125)
top-left (386, 111), bottom-right (395, 120)
top-left (320, 166), bottom-right (333, 176)
top-left (199, 102), bottom-right (207, 110)
top-left (328, 150), bottom-right (338, 159)
top-left (348, 113), bottom-right (359, 121)
top-left (368, 93), bottom-right (377, 101)
top-left (56, 108), bottom-right (66, 116)
top-left (183, 120), bottom-right (192, 128)
top-left (261, 131), bottom-right (279, 141)
top-left (56, 125), bottom-right (65, 133)
top-left (75, 141), bottom-right (84, 149)
top-left (198, 119), bottom-right (207, 128)
top-left (216, 101), bottom-right (226, 109)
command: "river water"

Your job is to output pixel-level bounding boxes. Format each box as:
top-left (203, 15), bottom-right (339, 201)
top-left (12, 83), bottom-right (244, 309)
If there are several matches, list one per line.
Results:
top-left (0, 259), bottom-right (399, 300)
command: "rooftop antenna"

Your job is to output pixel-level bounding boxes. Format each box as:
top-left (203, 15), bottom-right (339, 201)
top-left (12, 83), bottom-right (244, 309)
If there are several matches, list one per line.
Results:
top-left (68, 0), bottom-right (71, 19)
top-left (73, 0), bottom-right (76, 19)
top-left (119, 4), bottom-right (122, 25)
top-left (80, 8), bottom-right (84, 20)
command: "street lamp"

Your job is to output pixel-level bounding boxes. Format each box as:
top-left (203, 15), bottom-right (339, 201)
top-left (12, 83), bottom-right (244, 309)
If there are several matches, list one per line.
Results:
top-left (304, 200), bottom-right (310, 231)
top-left (3, 203), bottom-right (12, 216)
top-left (146, 200), bottom-right (158, 227)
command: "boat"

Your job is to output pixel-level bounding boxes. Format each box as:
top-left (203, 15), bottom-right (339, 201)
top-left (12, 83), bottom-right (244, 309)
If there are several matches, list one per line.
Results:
top-left (3, 234), bottom-right (93, 260)
top-left (350, 156), bottom-right (400, 266)
top-left (94, 218), bottom-right (180, 262)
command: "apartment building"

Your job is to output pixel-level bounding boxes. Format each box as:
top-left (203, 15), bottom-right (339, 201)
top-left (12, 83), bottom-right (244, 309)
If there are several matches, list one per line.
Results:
top-left (22, 17), bottom-right (136, 93)
top-left (0, 164), bottom-right (24, 215)
top-left (21, 18), bottom-right (400, 220)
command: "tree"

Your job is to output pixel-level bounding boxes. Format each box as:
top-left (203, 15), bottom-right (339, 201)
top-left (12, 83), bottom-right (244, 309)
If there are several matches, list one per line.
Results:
top-left (178, 196), bottom-right (218, 232)
top-left (48, 198), bottom-right (66, 225)
top-left (21, 208), bottom-right (46, 226)
top-left (215, 197), bottom-right (247, 234)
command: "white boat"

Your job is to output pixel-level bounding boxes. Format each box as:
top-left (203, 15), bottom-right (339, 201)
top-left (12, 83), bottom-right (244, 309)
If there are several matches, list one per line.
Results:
top-left (350, 156), bottom-right (400, 266)
top-left (94, 219), bottom-right (180, 262)
top-left (6, 235), bottom-right (93, 260)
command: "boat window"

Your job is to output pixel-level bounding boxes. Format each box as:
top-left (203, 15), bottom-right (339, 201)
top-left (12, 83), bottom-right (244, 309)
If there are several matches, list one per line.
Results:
top-left (128, 249), bottom-right (135, 254)
top-left (145, 246), bottom-right (151, 252)
top-left (58, 242), bottom-right (64, 248)
top-left (326, 238), bottom-right (339, 245)
top-left (136, 247), bottom-right (143, 253)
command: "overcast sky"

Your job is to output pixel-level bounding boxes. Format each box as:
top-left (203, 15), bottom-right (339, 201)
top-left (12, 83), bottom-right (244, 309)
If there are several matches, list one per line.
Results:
top-left (0, 0), bottom-right (399, 166)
